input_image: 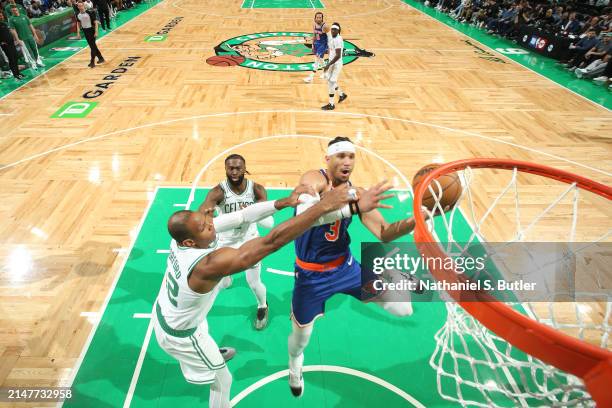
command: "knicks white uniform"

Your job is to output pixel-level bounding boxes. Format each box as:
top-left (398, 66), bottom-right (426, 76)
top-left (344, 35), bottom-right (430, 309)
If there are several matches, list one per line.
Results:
top-left (325, 34), bottom-right (343, 82)
top-left (153, 240), bottom-right (228, 384)
top-left (217, 179), bottom-right (259, 247)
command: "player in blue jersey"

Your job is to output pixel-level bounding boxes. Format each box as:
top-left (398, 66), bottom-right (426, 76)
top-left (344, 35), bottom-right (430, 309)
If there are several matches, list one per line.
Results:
top-left (304, 11), bottom-right (329, 83)
top-left (287, 136), bottom-right (441, 397)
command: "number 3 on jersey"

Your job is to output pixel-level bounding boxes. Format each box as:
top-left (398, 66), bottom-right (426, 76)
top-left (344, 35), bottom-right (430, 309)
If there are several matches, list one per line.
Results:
top-left (325, 220), bottom-right (341, 242)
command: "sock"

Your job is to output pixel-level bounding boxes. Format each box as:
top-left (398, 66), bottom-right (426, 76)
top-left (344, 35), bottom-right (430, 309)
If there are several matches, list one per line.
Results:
top-left (288, 320), bottom-right (314, 376)
top-left (329, 93), bottom-right (335, 105)
top-left (245, 263), bottom-right (266, 308)
top-left (209, 366), bottom-right (232, 408)
top-left (335, 86), bottom-right (344, 96)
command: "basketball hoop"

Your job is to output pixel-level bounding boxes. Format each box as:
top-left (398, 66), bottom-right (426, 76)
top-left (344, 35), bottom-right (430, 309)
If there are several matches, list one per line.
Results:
top-left (412, 158), bottom-right (612, 407)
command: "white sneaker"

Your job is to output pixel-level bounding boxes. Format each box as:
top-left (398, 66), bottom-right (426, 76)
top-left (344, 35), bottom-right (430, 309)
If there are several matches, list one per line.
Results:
top-left (289, 369), bottom-right (304, 397)
top-left (219, 347), bottom-right (236, 362)
top-left (303, 75), bottom-right (313, 83)
top-left (575, 68), bottom-right (585, 78)
top-left (593, 76), bottom-right (608, 82)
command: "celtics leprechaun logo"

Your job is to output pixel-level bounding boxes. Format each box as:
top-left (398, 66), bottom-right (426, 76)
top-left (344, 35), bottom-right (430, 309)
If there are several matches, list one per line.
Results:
top-left (207, 32), bottom-right (374, 71)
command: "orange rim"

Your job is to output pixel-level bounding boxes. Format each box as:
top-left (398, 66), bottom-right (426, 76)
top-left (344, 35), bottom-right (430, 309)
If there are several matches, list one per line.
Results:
top-left (412, 158), bottom-right (612, 406)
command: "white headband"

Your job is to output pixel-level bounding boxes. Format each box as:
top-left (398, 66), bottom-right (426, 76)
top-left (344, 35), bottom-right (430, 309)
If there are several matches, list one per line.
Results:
top-left (331, 24), bottom-right (340, 30)
top-left (327, 141), bottom-right (355, 156)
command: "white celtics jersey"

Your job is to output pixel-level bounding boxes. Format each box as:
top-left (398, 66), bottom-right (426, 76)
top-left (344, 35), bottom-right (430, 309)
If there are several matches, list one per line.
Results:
top-left (156, 240), bottom-right (219, 330)
top-left (218, 179), bottom-right (259, 242)
top-left (328, 34), bottom-right (344, 66)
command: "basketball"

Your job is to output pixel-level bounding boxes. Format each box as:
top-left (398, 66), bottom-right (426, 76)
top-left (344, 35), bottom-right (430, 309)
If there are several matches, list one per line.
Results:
top-left (206, 55), bottom-right (245, 66)
top-left (412, 163), bottom-right (462, 212)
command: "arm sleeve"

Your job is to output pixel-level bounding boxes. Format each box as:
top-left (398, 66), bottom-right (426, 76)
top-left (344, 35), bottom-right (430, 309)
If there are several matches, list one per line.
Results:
top-left (213, 200), bottom-right (278, 233)
top-left (296, 193), bottom-right (352, 226)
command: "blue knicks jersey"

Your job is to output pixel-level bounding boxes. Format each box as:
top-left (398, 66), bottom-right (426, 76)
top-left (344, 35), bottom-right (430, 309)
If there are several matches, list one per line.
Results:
top-left (294, 170), bottom-right (352, 264)
top-left (313, 22), bottom-right (327, 44)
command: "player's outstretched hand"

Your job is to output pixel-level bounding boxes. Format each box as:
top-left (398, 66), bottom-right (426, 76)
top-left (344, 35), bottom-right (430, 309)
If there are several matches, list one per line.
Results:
top-left (358, 181), bottom-right (394, 213)
top-left (276, 184), bottom-right (317, 209)
top-left (319, 184), bottom-right (351, 212)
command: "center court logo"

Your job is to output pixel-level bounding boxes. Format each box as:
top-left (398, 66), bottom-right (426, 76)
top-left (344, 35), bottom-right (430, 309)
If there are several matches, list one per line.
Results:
top-left (209, 31), bottom-right (372, 71)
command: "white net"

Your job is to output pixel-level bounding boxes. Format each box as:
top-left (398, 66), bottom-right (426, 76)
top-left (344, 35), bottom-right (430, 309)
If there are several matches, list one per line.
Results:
top-left (418, 165), bottom-right (611, 407)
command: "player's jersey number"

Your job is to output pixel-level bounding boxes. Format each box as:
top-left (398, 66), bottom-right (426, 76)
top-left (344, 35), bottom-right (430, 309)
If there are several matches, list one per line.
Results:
top-left (166, 271), bottom-right (179, 306)
top-left (325, 220), bottom-right (341, 242)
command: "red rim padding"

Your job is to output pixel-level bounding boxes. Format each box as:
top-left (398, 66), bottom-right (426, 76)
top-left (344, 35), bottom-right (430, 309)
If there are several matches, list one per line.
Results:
top-left (412, 158), bottom-right (612, 406)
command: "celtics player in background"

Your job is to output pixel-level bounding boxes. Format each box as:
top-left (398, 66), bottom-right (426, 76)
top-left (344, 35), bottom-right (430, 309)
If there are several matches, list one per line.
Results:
top-left (8, 6), bottom-right (43, 69)
top-left (200, 154), bottom-right (272, 330)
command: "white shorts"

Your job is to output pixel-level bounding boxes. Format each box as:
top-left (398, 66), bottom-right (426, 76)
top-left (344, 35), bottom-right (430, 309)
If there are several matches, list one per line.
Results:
top-left (325, 63), bottom-right (343, 82)
top-left (153, 316), bottom-right (225, 384)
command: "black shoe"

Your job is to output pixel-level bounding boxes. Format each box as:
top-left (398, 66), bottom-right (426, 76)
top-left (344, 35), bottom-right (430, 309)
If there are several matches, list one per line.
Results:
top-left (15, 74), bottom-right (26, 80)
top-left (321, 103), bottom-right (335, 110)
top-left (254, 303), bottom-right (268, 330)
top-left (88, 62), bottom-right (95, 68)
top-left (97, 58), bottom-right (105, 64)
top-left (338, 93), bottom-right (348, 103)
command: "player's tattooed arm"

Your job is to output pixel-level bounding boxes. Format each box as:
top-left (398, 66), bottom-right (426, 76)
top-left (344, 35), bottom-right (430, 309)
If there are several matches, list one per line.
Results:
top-left (253, 182), bottom-right (268, 202)
top-left (189, 185), bottom-right (350, 292)
top-left (198, 185), bottom-right (224, 214)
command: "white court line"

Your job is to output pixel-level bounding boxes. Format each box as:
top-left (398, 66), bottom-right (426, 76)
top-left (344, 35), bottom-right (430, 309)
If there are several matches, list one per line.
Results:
top-left (156, 249), bottom-right (170, 254)
top-left (308, 0), bottom-right (316, 10)
top-left (0, 0), bottom-right (166, 103)
top-left (123, 317), bottom-right (154, 408)
top-left (171, 0), bottom-right (394, 19)
top-left (230, 365), bottom-right (425, 407)
top-left (2, 110), bottom-right (606, 177)
top-left (173, 203), bottom-right (187, 207)
top-left (79, 312), bottom-right (99, 317)
top-left (59, 187), bottom-right (159, 408)
top-left (133, 313), bottom-right (152, 318)
top-left (399, 0), bottom-right (611, 112)
top-left (266, 267), bottom-right (294, 276)
top-left (0, 113), bottom-right (14, 116)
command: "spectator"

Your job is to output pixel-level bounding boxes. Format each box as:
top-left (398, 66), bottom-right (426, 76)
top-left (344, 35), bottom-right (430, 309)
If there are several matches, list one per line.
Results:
top-left (28, 2), bottom-right (41, 16)
top-left (575, 52), bottom-right (611, 78)
top-left (92, 0), bottom-right (110, 31)
top-left (593, 54), bottom-right (612, 83)
top-left (3, 0), bottom-right (27, 17)
top-left (580, 16), bottom-right (601, 36)
top-left (7, 5), bottom-right (43, 68)
top-left (569, 34), bottom-right (611, 69)
top-left (561, 12), bottom-right (582, 35)
top-left (0, 10), bottom-right (23, 79)
top-left (562, 29), bottom-right (600, 66)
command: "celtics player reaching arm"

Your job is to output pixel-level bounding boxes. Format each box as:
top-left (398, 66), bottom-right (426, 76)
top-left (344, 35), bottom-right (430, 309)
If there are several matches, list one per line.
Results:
top-left (199, 154), bottom-right (272, 330)
top-left (154, 183), bottom-right (391, 408)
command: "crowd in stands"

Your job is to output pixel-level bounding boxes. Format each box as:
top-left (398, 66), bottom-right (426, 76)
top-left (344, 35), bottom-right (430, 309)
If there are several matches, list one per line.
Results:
top-left (0, 0), bottom-right (146, 80)
top-left (419, 0), bottom-right (612, 87)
